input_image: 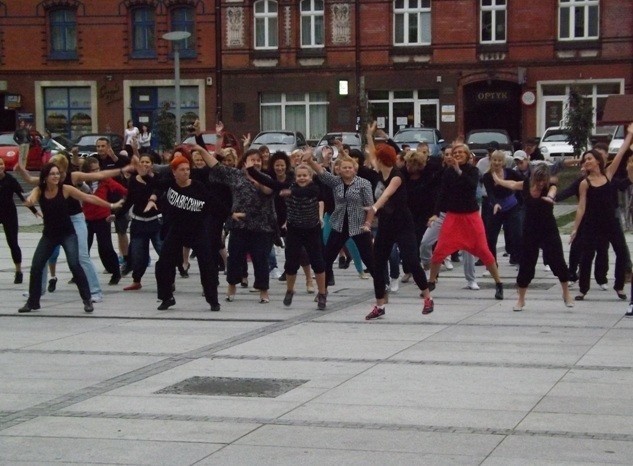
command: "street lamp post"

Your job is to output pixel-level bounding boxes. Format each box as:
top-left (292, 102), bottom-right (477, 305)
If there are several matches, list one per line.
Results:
top-left (162, 31), bottom-right (191, 145)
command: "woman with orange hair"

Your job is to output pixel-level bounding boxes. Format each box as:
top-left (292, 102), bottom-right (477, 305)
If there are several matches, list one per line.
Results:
top-left (363, 122), bottom-right (434, 319)
top-left (148, 155), bottom-right (224, 311)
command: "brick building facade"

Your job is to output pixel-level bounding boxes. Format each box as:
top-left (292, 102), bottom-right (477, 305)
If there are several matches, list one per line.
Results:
top-left (0, 0), bottom-right (631, 148)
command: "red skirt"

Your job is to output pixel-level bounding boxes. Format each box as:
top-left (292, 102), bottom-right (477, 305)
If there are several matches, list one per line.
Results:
top-left (431, 211), bottom-right (495, 266)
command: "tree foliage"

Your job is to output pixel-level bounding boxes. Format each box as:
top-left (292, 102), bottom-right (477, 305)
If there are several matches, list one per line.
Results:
top-left (564, 87), bottom-right (594, 156)
top-left (155, 102), bottom-right (176, 151)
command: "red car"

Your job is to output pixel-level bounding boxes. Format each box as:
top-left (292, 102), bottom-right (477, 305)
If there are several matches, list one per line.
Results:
top-left (0, 130), bottom-right (51, 171)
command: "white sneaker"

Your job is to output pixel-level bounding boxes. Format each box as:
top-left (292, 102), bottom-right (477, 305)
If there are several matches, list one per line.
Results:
top-left (400, 273), bottom-right (412, 283)
top-left (269, 268), bottom-right (281, 279)
top-left (91, 294), bottom-right (103, 303)
top-left (359, 272), bottom-right (369, 279)
top-left (542, 265), bottom-right (552, 272)
top-left (599, 283), bottom-right (608, 291)
top-left (466, 281), bottom-right (480, 290)
top-left (443, 258), bottom-right (454, 270)
top-left (389, 281), bottom-right (399, 293)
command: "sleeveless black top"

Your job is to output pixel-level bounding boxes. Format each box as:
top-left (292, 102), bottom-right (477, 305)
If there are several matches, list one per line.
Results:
top-left (41, 187), bottom-right (74, 239)
top-left (584, 177), bottom-right (617, 232)
top-left (63, 174), bottom-right (83, 216)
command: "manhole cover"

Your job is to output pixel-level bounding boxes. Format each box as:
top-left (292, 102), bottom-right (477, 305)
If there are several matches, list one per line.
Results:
top-left (155, 376), bottom-right (309, 398)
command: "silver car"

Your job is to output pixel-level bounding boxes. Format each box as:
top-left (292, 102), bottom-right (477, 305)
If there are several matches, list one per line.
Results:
top-left (250, 130), bottom-right (307, 155)
top-left (393, 127), bottom-right (445, 157)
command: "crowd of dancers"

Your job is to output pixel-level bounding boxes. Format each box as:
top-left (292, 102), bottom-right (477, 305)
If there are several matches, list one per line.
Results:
top-left (3, 120), bottom-right (633, 318)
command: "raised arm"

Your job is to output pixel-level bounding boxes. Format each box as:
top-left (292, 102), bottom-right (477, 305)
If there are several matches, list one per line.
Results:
top-left (302, 147), bottom-right (324, 174)
top-left (365, 121), bottom-right (378, 170)
top-left (63, 184), bottom-right (122, 210)
top-left (71, 164), bottom-right (134, 184)
top-left (14, 159), bottom-right (39, 185)
top-left (606, 122), bottom-right (633, 180)
top-left (492, 171), bottom-right (524, 191)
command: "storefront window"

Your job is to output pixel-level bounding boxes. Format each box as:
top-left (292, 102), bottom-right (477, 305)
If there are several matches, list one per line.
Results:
top-left (260, 92), bottom-right (327, 139)
top-left (44, 87), bottom-right (91, 139)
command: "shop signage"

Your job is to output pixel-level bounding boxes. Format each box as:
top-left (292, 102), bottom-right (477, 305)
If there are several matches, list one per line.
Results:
top-left (475, 91), bottom-right (509, 102)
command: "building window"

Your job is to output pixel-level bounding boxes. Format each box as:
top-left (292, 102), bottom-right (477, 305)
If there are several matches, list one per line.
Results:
top-left (132, 7), bottom-right (156, 58)
top-left (393, 0), bottom-right (431, 46)
top-left (254, 0), bottom-right (278, 49)
top-left (301, 0), bottom-right (324, 48)
top-left (260, 92), bottom-right (327, 140)
top-left (538, 80), bottom-right (622, 136)
top-left (480, 0), bottom-right (506, 43)
top-left (44, 87), bottom-right (92, 140)
top-left (49, 8), bottom-right (77, 59)
top-left (170, 6), bottom-right (196, 58)
top-left (558, 0), bottom-right (599, 40)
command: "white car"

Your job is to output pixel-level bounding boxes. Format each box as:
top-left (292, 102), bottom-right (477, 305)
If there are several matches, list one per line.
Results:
top-left (538, 127), bottom-right (575, 160)
top-left (608, 125), bottom-right (625, 156)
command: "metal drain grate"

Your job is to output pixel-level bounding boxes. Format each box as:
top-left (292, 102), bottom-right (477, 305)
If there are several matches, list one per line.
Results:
top-left (155, 376), bottom-right (309, 398)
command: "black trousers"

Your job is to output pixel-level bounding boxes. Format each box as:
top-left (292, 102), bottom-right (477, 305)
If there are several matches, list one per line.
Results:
top-left (284, 225), bottom-right (325, 275)
top-left (324, 228), bottom-right (374, 285)
top-left (568, 222), bottom-right (609, 283)
top-left (155, 225), bottom-right (219, 306)
top-left (374, 222), bottom-right (429, 300)
top-left (86, 218), bottom-right (120, 275)
top-left (517, 228), bottom-right (569, 288)
top-left (0, 211), bottom-right (21, 264)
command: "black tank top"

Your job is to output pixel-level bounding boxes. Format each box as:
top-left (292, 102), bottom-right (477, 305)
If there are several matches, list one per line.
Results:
top-left (585, 177), bottom-right (617, 231)
top-left (63, 174), bottom-right (83, 215)
top-left (40, 187), bottom-right (74, 239)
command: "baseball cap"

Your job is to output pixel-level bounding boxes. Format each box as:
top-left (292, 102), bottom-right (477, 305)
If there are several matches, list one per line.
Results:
top-left (513, 150), bottom-right (528, 161)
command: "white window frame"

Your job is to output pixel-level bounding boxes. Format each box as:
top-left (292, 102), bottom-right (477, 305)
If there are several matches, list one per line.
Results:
top-left (536, 79), bottom-right (623, 136)
top-left (558, 0), bottom-right (599, 41)
top-left (300, 0), bottom-right (324, 48)
top-left (393, 0), bottom-right (431, 46)
top-left (254, 0), bottom-right (278, 50)
top-left (480, 0), bottom-right (506, 44)
top-left (260, 92), bottom-right (328, 140)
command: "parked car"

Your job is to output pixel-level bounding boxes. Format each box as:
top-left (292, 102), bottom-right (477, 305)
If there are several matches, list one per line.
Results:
top-left (0, 130), bottom-right (51, 171)
top-left (74, 133), bottom-right (124, 158)
top-left (392, 127), bottom-right (445, 157)
top-left (46, 134), bottom-right (74, 156)
top-left (608, 124), bottom-right (625, 157)
top-left (249, 130), bottom-right (307, 155)
top-left (316, 132), bottom-right (362, 151)
top-left (538, 127), bottom-right (576, 160)
top-left (181, 130), bottom-right (243, 157)
top-left (465, 129), bottom-right (513, 161)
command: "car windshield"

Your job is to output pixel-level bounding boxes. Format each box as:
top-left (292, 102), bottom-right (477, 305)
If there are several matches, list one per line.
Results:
top-left (183, 134), bottom-right (217, 145)
top-left (75, 135), bottom-right (103, 146)
top-left (393, 129), bottom-right (435, 144)
top-left (253, 132), bottom-right (295, 145)
top-left (0, 134), bottom-right (16, 145)
top-left (467, 132), bottom-right (509, 144)
top-left (614, 125), bottom-right (624, 138)
top-left (318, 133), bottom-right (361, 146)
top-left (542, 130), bottom-right (570, 142)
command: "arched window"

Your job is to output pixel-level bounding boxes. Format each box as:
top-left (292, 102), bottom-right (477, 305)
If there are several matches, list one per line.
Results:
top-left (49, 8), bottom-right (77, 59)
top-left (254, 0), bottom-right (278, 49)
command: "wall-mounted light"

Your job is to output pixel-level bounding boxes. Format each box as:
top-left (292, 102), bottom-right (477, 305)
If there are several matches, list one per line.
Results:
top-left (338, 79), bottom-right (349, 96)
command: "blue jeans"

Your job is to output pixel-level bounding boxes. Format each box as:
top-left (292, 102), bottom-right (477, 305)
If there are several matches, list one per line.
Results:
top-left (322, 213), bottom-right (364, 274)
top-left (129, 219), bottom-right (163, 283)
top-left (71, 213), bottom-right (102, 296)
top-left (27, 233), bottom-right (90, 307)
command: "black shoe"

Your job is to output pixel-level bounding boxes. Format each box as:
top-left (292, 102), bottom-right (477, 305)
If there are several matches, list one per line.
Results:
top-left (179, 263), bottom-right (190, 278)
top-left (120, 263), bottom-right (132, 277)
top-left (278, 272), bottom-right (287, 282)
top-left (14, 271), bottom-right (23, 284)
top-left (240, 278), bottom-right (248, 288)
top-left (283, 290), bottom-right (294, 306)
top-left (157, 297), bottom-right (176, 310)
top-left (451, 252), bottom-right (460, 263)
top-left (495, 282), bottom-right (504, 300)
top-left (83, 299), bottom-right (94, 313)
top-left (47, 277), bottom-right (57, 292)
top-left (210, 303), bottom-right (221, 312)
top-left (568, 271), bottom-right (578, 283)
top-left (18, 302), bottom-right (40, 313)
top-left (317, 293), bottom-right (327, 310)
top-left (338, 256), bottom-right (346, 269)
top-left (327, 276), bottom-right (335, 287)
top-left (109, 274), bottom-right (121, 286)
top-left (68, 276), bottom-right (76, 284)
